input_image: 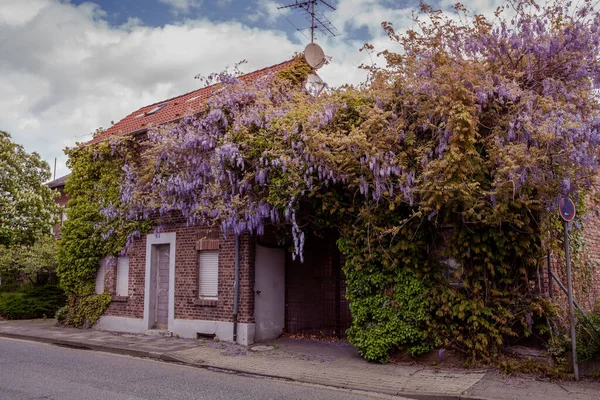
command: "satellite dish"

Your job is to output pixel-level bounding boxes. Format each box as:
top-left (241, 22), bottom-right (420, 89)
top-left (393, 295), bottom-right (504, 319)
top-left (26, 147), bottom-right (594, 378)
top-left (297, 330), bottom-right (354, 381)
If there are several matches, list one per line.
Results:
top-left (304, 43), bottom-right (326, 69)
top-left (306, 72), bottom-right (326, 96)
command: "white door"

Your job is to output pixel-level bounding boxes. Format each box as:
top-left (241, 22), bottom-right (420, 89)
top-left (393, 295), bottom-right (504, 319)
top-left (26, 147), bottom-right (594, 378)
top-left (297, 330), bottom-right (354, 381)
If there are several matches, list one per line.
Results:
top-left (254, 244), bottom-right (285, 342)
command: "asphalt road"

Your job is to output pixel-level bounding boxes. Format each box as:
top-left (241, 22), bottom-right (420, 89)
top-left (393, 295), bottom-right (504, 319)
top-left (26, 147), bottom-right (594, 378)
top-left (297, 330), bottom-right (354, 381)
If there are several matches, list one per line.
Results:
top-left (0, 338), bottom-right (402, 400)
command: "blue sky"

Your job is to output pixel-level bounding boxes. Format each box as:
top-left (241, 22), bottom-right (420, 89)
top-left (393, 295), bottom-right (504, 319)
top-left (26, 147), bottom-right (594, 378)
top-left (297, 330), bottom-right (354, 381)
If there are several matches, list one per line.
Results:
top-left (71, 0), bottom-right (251, 28)
top-left (67, 0), bottom-right (382, 42)
top-left (0, 0), bottom-right (500, 178)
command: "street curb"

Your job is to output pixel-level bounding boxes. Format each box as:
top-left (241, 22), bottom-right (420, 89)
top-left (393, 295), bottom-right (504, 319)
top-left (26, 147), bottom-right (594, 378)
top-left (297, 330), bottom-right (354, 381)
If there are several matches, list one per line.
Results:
top-left (191, 363), bottom-right (487, 400)
top-left (0, 331), bottom-right (488, 400)
top-left (0, 331), bottom-right (155, 360)
top-left (162, 354), bottom-right (489, 400)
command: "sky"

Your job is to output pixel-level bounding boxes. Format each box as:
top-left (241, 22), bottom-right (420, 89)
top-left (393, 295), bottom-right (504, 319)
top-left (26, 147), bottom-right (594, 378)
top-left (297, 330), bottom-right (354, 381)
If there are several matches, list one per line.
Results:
top-left (0, 0), bottom-right (502, 179)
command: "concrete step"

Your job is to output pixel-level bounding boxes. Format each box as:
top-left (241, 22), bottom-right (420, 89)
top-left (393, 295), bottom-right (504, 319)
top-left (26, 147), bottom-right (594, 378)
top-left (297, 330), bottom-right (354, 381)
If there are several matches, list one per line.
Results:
top-left (145, 329), bottom-right (172, 338)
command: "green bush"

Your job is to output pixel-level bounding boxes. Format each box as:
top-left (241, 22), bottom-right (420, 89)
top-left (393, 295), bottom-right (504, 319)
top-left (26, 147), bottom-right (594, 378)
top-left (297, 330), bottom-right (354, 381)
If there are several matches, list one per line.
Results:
top-left (62, 292), bottom-right (112, 327)
top-left (0, 285), bottom-right (66, 320)
top-left (0, 283), bottom-right (20, 293)
top-left (339, 231), bottom-right (432, 363)
top-left (577, 303), bottom-right (600, 362)
top-left (55, 306), bottom-right (67, 322)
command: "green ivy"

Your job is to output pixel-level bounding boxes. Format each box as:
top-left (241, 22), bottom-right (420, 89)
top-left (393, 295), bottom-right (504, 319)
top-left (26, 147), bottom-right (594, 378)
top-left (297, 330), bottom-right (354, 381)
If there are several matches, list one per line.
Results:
top-left (57, 136), bottom-right (150, 325)
top-left (338, 211), bottom-right (433, 363)
top-left (63, 292), bottom-right (112, 327)
top-left (332, 191), bottom-right (553, 364)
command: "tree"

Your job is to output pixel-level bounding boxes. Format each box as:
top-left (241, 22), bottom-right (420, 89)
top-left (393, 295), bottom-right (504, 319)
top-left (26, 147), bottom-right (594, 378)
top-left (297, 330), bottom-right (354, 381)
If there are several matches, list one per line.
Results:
top-left (0, 131), bottom-right (57, 246)
top-left (0, 236), bottom-right (58, 285)
top-left (0, 131), bottom-right (58, 286)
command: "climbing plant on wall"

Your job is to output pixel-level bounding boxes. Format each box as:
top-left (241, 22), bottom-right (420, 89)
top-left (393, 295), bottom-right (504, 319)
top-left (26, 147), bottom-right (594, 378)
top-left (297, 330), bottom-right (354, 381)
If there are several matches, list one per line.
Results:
top-left (57, 136), bottom-right (150, 326)
top-left (74, 0), bottom-right (600, 363)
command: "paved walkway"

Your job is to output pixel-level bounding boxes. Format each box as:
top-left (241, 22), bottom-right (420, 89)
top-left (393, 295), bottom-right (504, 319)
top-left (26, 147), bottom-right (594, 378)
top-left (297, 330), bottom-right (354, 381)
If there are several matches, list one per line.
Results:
top-left (0, 319), bottom-right (599, 400)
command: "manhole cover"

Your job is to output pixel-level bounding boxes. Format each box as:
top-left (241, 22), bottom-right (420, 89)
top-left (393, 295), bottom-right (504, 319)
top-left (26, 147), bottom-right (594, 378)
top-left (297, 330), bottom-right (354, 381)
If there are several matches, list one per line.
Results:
top-left (250, 345), bottom-right (274, 352)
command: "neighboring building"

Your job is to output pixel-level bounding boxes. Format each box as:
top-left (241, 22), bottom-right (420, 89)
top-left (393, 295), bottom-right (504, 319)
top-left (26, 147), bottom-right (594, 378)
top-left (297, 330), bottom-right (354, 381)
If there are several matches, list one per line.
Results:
top-left (540, 221), bottom-right (600, 313)
top-left (89, 59), bottom-right (350, 345)
top-left (47, 174), bottom-right (70, 239)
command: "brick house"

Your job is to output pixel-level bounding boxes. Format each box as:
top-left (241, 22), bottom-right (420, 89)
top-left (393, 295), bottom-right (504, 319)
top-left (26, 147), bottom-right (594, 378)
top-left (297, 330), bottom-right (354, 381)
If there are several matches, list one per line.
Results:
top-left (68, 58), bottom-right (600, 348)
top-left (47, 174), bottom-right (70, 239)
top-left (88, 59), bottom-right (350, 345)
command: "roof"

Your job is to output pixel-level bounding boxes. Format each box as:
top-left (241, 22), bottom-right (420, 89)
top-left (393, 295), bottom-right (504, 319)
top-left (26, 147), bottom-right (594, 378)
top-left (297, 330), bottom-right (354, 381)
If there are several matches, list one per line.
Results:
top-left (47, 174), bottom-right (69, 189)
top-left (87, 58), bottom-right (297, 145)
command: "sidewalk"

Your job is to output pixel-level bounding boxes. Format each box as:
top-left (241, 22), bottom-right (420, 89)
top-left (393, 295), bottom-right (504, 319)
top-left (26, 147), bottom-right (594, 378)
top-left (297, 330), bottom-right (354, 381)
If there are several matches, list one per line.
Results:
top-left (0, 319), bottom-right (598, 400)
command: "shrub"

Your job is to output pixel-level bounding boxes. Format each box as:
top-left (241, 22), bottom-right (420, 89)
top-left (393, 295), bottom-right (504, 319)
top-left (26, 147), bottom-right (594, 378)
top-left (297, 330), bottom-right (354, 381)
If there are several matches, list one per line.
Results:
top-left (0, 283), bottom-right (20, 293)
top-left (577, 303), bottom-right (600, 362)
top-left (62, 292), bottom-right (112, 327)
top-left (55, 306), bottom-right (67, 322)
top-left (0, 285), bottom-right (66, 320)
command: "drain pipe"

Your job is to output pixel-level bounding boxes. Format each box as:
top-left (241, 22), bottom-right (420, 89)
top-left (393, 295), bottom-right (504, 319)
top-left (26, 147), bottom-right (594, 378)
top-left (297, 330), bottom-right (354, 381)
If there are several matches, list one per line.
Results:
top-left (233, 234), bottom-right (240, 343)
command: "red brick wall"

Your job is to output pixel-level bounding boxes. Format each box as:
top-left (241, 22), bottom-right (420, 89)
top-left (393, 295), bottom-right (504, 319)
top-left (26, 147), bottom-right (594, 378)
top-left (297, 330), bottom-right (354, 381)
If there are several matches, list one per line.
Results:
top-left (104, 222), bottom-right (255, 324)
top-left (540, 216), bottom-right (600, 313)
top-left (105, 245), bottom-right (144, 318)
top-left (171, 226), bottom-right (255, 323)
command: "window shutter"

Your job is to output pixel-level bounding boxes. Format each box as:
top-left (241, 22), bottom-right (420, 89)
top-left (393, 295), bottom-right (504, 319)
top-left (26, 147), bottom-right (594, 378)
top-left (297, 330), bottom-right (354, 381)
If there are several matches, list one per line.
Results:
top-left (199, 250), bottom-right (219, 298)
top-left (116, 256), bottom-right (130, 296)
top-left (95, 261), bottom-right (105, 294)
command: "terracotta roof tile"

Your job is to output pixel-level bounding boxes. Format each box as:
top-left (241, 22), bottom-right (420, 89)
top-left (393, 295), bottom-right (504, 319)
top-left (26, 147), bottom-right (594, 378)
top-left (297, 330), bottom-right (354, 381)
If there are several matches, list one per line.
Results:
top-left (86, 59), bottom-right (296, 145)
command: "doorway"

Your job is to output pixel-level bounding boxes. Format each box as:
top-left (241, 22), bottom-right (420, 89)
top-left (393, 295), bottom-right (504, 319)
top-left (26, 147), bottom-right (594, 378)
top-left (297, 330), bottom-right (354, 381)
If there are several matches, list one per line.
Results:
top-left (254, 244), bottom-right (285, 342)
top-left (152, 244), bottom-right (170, 329)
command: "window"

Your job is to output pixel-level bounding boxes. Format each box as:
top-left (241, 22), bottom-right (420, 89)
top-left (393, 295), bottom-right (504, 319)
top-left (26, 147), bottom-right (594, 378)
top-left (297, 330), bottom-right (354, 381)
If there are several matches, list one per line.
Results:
top-left (198, 250), bottom-right (219, 299)
top-left (61, 209), bottom-right (68, 224)
top-left (95, 261), bottom-right (106, 294)
top-left (116, 256), bottom-right (130, 296)
top-left (145, 102), bottom-right (167, 115)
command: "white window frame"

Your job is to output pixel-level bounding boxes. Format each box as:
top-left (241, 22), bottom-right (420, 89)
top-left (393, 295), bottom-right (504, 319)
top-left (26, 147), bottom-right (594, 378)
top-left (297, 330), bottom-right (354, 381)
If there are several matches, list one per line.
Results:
top-left (198, 250), bottom-right (219, 300)
top-left (116, 256), bottom-right (130, 297)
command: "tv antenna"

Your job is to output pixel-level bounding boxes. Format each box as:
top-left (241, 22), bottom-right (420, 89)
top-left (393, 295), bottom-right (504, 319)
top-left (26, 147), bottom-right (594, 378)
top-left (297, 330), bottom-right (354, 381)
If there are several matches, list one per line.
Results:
top-left (279, 0), bottom-right (337, 70)
top-left (278, 0), bottom-right (338, 44)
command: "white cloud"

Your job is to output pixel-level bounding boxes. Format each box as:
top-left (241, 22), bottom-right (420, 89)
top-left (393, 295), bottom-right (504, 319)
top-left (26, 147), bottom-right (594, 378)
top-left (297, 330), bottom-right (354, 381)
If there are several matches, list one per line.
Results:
top-left (0, 0), bottom-right (299, 177)
top-left (247, 0), bottom-right (289, 25)
top-left (0, 0), bottom-right (506, 178)
top-left (0, 0), bottom-right (50, 26)
top-left (119, 17), bottom-right (144, 31)
top-left (331, 0), bottom-right (413, 38)
top-left (159, 0), bottom-right (203, 15)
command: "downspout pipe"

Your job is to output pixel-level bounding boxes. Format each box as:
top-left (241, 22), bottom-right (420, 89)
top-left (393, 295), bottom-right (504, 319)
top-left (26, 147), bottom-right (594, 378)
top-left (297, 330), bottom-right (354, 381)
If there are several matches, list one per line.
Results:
top-left (233, 234), bottom-right (240, 343)
top-left (547, 250), bottom-right (553, 299)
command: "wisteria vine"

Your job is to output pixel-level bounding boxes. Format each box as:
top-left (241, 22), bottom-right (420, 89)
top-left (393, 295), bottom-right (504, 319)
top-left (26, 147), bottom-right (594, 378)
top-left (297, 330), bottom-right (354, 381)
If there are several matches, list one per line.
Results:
top-left (83, 0), bottom-right (600, 361)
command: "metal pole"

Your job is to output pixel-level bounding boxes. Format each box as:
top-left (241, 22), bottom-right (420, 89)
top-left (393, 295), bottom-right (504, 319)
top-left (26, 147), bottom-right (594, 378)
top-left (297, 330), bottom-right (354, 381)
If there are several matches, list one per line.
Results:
top-left (564, 220), bottom-right (579, 380)
top-left (311, 0), bottom-right (315, 43)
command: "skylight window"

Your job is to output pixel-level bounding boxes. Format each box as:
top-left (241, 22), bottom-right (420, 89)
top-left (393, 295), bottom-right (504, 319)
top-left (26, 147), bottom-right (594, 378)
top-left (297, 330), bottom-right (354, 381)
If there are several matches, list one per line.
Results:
top-left (145, 103), bottom-right (167, 115)
top-left (186, 96), bottom-right (200, 102)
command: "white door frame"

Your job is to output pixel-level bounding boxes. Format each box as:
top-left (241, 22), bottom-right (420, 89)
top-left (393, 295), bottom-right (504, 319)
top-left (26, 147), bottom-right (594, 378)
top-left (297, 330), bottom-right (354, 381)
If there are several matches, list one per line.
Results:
top-left (143, 232), bottom-right (176, 330)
